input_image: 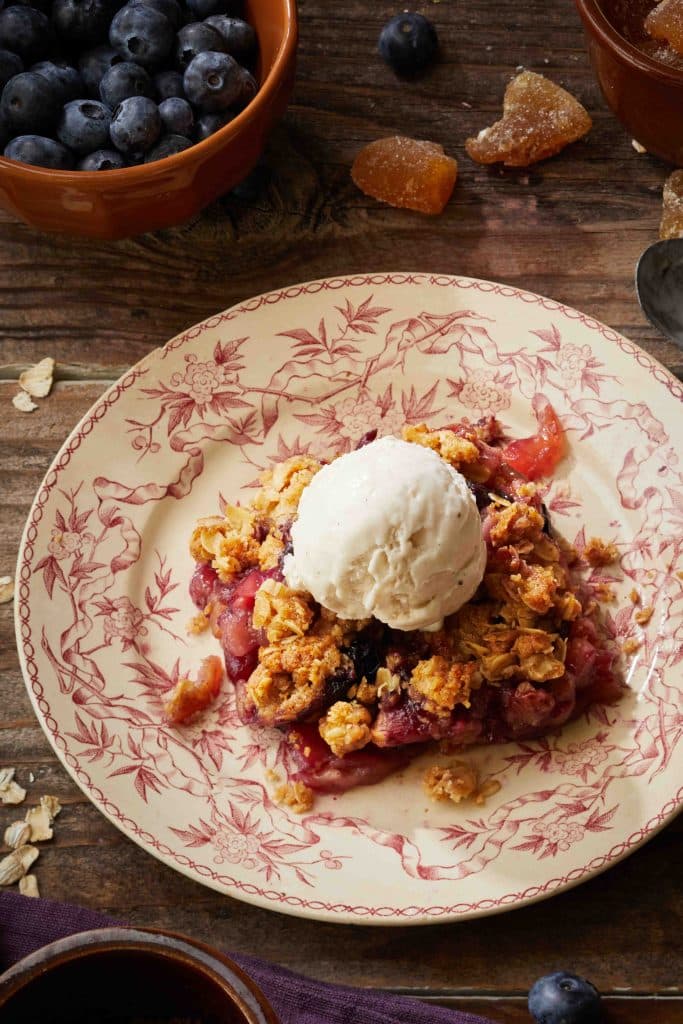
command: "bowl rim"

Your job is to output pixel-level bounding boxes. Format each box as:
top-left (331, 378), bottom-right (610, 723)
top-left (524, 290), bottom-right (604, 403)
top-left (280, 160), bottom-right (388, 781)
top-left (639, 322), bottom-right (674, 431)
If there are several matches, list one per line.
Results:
top-left (0, 0), bottom-right (297, 184)
top-left (575, 0), bottom-right (683, 83)
top-left (0, 926), bottom-right (279, 1023)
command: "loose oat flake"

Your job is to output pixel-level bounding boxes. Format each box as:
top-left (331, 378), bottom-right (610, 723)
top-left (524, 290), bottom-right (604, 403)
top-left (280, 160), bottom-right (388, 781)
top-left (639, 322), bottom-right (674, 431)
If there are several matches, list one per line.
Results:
top-left (3, 820), bottom-right (31, 849)
top-left (0, 844), bottom-right (39, 886)
top-left (0, 576), bottom-right (13, 604)
top-left (12, 391), bottom-right (37, 413)
top-left (19, 873), bottom-right (40, 897)
top-left (0, 768), bottom-right (26, 806)
top-left (19, 356), bottom-right (55, 399)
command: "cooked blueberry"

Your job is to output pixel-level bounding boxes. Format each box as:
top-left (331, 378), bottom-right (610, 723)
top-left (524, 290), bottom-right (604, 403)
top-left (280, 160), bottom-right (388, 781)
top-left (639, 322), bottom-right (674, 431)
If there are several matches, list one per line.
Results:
top-left (52, 0), bottom-right (111, 48)
top-left (31, 60), bottom-right (83, 103)
top-left (186, 0), bottom-right (240, 17)
top-left (153, 67), bottom-right (183, 98)
top-left (175, 22), bottom-right (225, 71)
top-left (0, 5), bottom-right (52, 63)
top-left (58, 98), bottom-right (111, 153)
top-left (195, 107), bottom-right (231, 140)
top-left (99, 60), bottom-right (153, 105)
top-left (4, 133), bottom-right (74, 168)
top-left (0, 70), bottom-right (60, 133)
top-left (78, 146), bottom-right (125, 169)
top-left (183, 50), bottom-right (240, 110)
top-left (109, 3), bottom-right (174, 68)
top-left (79, 45), bottom-right (123, 96)
top-left (158, 95), bottom-right (193, 134)
top-left (528, 972), bottom-right (602, 1024)
top-left (109, 93), bottom-right (160, 152)
top-left (378, 12), bottom-right (438, 76)
top-left (204, 15), bottom-right (255, 63)
top-left (131, 0), bottom-right (180, 29)
top-left (144, 131), bottom-right (190, 160)
top-left (0, 46), bottom-right (21, 90)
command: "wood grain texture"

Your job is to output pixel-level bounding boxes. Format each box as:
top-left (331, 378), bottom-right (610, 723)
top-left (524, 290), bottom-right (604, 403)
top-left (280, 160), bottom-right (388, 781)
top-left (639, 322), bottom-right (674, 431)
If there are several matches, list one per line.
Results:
top-left (1, 0), bottom-right (682, 1016)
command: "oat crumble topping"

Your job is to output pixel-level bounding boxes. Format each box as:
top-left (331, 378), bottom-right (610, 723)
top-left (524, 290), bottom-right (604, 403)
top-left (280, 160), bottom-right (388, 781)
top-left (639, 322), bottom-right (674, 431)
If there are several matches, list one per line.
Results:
top-left (319, 701), bottom-right (373, 757)
top-left (274, 781), bottom-right (314, 814)
top-left (634, 605), bottom-right (654, 626)
top-left (584, 537), bottom-right (619, 567)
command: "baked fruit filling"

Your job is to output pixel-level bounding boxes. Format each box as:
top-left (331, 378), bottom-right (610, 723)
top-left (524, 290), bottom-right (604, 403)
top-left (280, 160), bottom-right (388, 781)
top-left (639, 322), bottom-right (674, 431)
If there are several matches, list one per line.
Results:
top-left (185, 410), bottom-right (623, 801)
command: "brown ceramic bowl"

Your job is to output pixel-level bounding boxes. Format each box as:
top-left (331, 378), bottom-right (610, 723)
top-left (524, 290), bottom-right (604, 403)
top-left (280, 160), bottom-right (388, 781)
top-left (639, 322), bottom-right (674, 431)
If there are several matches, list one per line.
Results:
top-left (0, 927), bottom-right (280, 1023)
top-left (575, 0), bottom-right (683, 164)
top-left (0, 0), bottom-right (297, 239)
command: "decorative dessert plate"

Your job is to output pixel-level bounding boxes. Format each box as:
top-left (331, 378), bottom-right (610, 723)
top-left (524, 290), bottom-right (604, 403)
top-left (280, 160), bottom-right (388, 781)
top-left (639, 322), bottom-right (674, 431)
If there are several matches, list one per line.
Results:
top-left (15, 273), bottom-right (682, 925)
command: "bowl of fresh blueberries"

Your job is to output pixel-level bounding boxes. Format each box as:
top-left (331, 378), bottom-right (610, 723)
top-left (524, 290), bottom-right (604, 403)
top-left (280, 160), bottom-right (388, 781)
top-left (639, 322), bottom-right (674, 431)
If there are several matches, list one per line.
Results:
top-left (0, 0), bottom-right (297, 237)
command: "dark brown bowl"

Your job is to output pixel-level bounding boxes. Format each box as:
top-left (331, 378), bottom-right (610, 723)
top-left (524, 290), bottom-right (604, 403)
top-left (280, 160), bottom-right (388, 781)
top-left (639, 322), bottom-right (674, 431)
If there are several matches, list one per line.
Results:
top-left (575, 0), bottom-right (683, 164)
top-left (0, 927), bottom-right (279, 1023)
top-left (0, 0), bottom-right (297, 239)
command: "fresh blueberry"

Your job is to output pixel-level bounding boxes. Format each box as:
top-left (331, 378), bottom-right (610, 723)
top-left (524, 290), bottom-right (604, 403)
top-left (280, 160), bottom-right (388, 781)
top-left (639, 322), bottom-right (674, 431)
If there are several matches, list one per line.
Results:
top-left (58, 98), bottom-right (111, 153)
top-left (144, 131), bottom-right (190, 160)
top-left (4, 133), bottom-right (75, 168)
top-left (175, 22), bottom-right (225, 71)
top-left (0, 46), bottom-right (21, 90)
top-left (528, 972), bottom-right (603, 1024)
top-left (99, 60), bottom-right (153, 105)
top-left (158, 95), bottom-right (193, 134)
top-left (0, 5), bottom-right (53, 63)
top-left (31, 60), bottom-right (83, 103)
top-left (234, 65), bottom-right (256, 108)
top-left (109, 93), bottom-right (160, 153)
top-left (183, 50), bottom-right (240, 110)
top-left (78, 146), bottom-right (125, 169)
top-left (0, 108), bottom-right (11, 149)
top-left (109, 3), bottom-right (174, 68)
top-left (194, 107), bottom-right (231, 140)
top-left (52, 0), bottom-right (112, 48)
top-left (185, 0), bottom-right (241, 18)
top-left (378, 12), bottom-right (438, 77)
top-left (79, 45), bottom-right (123, 96)
top-left (131, 0), bottom-right (180, 29)
top-left (204, 15), bottom-right (255, 64)
top-left (153, 67), bottom-right (183, 98)
top-left (0, 70), bottom-right (60, 133)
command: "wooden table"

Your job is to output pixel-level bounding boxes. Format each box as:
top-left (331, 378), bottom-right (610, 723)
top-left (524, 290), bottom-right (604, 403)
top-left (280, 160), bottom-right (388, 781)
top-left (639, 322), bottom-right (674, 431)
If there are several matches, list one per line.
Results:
top-left (1, 0), bottom-right (681, 1020)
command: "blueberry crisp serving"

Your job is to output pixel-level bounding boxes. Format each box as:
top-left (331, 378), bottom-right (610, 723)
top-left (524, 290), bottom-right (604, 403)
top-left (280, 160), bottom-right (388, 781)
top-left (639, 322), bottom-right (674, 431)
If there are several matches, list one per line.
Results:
top-left (176, 410), bottom-right (624, 812)
top-left (0, 0), bottom-right (258, 169)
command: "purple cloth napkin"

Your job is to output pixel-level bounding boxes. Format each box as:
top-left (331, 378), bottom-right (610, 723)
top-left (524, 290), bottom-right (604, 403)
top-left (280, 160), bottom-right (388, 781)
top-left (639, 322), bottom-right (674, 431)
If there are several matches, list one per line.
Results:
top-left (0, 891), bottom-right (492, 1024)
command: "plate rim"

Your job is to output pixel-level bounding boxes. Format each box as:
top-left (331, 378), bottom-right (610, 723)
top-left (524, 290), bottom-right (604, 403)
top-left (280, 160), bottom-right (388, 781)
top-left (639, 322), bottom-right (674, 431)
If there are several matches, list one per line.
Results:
top-left (14, 270), bottom-right (683, 926)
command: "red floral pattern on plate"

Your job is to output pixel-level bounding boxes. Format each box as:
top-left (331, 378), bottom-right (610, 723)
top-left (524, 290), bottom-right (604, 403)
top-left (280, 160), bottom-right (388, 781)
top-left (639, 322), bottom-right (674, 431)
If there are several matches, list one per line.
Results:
top-left (15, 273), bottom-right (683, 924)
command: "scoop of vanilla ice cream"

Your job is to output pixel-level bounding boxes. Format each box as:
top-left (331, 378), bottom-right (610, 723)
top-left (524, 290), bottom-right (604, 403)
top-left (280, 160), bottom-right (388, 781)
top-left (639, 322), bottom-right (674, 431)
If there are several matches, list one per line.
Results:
top-left (283, 435), bottom-right (486, 631)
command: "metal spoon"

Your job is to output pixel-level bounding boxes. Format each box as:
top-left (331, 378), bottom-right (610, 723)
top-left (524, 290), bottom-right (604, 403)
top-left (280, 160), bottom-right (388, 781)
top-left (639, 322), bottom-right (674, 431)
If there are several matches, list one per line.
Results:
top-left (635, 237), bottom-right (683, 349)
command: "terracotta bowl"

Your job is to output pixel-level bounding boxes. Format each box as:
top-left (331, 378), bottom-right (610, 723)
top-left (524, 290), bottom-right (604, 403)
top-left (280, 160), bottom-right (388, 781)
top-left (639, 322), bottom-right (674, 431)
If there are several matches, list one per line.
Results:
top-left (0, 0), bottom-right (297, 239)
top-left (575, 0), bottom-right (683, 164)
top-left (0, 927), bottom-right (280, 1023)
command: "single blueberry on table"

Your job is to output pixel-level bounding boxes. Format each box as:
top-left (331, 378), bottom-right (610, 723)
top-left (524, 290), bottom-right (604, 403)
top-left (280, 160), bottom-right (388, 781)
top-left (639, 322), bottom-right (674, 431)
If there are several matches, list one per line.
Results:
top-left (99, 60), bottom-right (153, 106)
top-left (378, 12), bottom-right (438, 77)
top-left (158, 94), bottom-right (193, 135)
top-left (175, 22), bottom-right (225, 71)
top-left (153, 67), bottom-right (183, 99)
top-left (4, 133), bottom-right (75, 168)
top-left (109, 93), bottom-right (160, 153)
top-left (78, 146), bottom-right (125, 169)
top-left (52, 0), bottom-right (112, 48)
top-left (79, 45), bottom-right (123, 96)
top-left (528, 972), bottom-right (603, 1024)
top-left (0, 46), bottom-right (22, 91)
top-left (144, 131), bottom-right (190, 161)
top-left (183, 50), bottom-right (240, 111)
top-left (31, 60), bottom-right (83, 104)
top-left (204, 15), bottom-right (255, 64)
top-left (0, 70), bottom-right (60, 133)
top-left (194, 108), bottom-right (231, 140)
top-left (109, 3), bottom-right (174, 68)
top-left (0, 5), bottom-right (53, 63)
top-left (58, 98), bottom-right (112, 153)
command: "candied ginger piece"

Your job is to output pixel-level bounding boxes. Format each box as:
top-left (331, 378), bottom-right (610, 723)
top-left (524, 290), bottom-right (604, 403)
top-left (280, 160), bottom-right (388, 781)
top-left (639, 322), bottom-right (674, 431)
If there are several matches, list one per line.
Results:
top-left (351, 135), bottom-right (457, 214)
top-left (645, 0), bottom-right (683, 55)
top-left (465, 71), bottom-right (592, 167)
top-left (660, 169), bottom-right (683, 238)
